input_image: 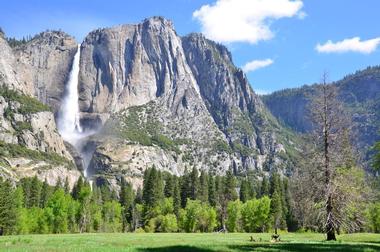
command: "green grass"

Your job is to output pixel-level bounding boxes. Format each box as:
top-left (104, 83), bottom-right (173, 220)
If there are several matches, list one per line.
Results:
top-left (0, 233), bottom-right (379, 252)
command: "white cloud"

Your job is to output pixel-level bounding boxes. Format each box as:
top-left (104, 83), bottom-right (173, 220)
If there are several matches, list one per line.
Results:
top-left (193, 0), bottom-right (304, 44)
top-left (242, 59), bottom-right (274, 72)
top-left (316, 37), bottom-right (380, 54)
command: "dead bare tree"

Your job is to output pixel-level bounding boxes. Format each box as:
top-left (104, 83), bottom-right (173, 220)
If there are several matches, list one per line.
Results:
top-left (308, 73), bottom-right (355, 240)
top-left (290, 74), bottom-right (370, 237)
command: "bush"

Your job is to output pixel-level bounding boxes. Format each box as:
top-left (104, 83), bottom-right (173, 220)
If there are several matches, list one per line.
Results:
top-left (0, 141), bottom-right (74, 168)
top-left (159, 214), bottom-right (178, 232)
top-left (368, 203), bottom-right (380, 233)
top-left (241, 197), bottom-right (271, 232)
top-left (0, 85), bottom-right (50, 114)
top-left (178, 200), bottom-right (217, 233)
top-left (227, 200), bottom-right (242, 232)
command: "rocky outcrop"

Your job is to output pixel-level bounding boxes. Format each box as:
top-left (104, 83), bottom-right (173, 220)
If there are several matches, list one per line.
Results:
top-left (0, 89), bottom-right (80, 186)
top-left (0, 35), bottom-right (28, 93)
top-left (13, 31), bottom-right (78, 111)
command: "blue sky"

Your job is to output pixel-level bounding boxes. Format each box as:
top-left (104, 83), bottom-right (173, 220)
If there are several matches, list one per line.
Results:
top-left (1, 0), bottom-right (379, 94)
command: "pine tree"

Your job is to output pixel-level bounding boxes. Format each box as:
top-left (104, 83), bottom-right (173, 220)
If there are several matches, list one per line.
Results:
top-left (260, 176), bottom-right (270, 197)
top-left (173, 177), bottom-right (181, 217)
top-left (0, 179), bottom-right (17, 235)
top-left (142, 167), bottom-right (154, 207)
top-left (135, 187), bottom-right (143, 204)
top-left (40, 179), bottom-right (51, 208)
top-left (198, 171), bottom-right (209, 203)
top-left (270, 173), bottom-right (282, 196)
top-left (77, 181), bottom-right (92, 233)
top-left (215, 175), bottom-right (224, 207)
top-left (208, 176), bottom-right (217, 207)
top-left (142, 166), bottom-right (164, 208)
top-left (164, 174), bottom-right (175, 198)
top-left (120, 177), bottom-right (134, 232)
top-left (29, 176), bottom-right (42, 208)
top-left (219, 171), bottom-right (237, 230)
top-left (19, 178), bottom-right (31, 208)
top-left (72, 177), bottom-right (83, 200)
top-left (239, 179), bottom-right (251, 203)
top-left (270, 190), bottom-right (283, 234)
top-left (224, 171), bottom-right (238, 202)
top-left (180, 171), bottom-right (191, 208)
top-left (64, 177), bottom-right (70, 194)
top-left (154, 169), bottom-right (164, 203)
top-left (189, 167), bottom-right (200, 200)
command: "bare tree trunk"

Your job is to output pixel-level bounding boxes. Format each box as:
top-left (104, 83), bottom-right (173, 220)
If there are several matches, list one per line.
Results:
top-left (323, 86), bottom-right (336, 241)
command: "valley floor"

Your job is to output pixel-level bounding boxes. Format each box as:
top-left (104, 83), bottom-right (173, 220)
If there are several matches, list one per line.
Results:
top-left (0, 233), bottom-right (379, 252)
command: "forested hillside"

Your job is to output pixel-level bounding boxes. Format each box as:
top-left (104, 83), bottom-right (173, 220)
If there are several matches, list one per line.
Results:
top-left (263, 66), bottom-right (380, 166)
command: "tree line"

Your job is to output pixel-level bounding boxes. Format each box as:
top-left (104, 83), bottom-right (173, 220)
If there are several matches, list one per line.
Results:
top-left (0, 167), bottom-right (297, 235)
top-left (0, 163), bottom-right (379, 235)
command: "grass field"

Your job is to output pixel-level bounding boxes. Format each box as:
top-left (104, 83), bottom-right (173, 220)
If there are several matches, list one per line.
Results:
top-left (0, 233), bottom-right (379, 252)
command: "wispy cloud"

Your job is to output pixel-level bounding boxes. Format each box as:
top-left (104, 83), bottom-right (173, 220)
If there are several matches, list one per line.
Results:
top-left (316, 37), bottom-right (380, 54)
top-left (193, 0), bottom-right (304, 44)
top-left (242, 59), bottom-right (274, 73)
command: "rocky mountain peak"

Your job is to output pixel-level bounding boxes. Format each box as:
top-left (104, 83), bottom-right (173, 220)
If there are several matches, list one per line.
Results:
top-left (184, 33), bottom-right (234, 65)
top-left (141, 16), bottom-right (175, 31)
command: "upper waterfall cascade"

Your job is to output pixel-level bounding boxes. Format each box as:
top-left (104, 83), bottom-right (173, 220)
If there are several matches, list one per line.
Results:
top-left (58, 44), bottom-right (82, 142)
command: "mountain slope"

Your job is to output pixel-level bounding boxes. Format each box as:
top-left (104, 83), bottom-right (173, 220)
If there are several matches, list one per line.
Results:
top-left (76, 17), bottom-right (300, 185)
top-left (263, 66), bottom-right (380, 164)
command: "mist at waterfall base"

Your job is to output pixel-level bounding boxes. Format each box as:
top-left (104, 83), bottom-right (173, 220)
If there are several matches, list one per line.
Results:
top-left (57, 44), bottom-right (96, 178)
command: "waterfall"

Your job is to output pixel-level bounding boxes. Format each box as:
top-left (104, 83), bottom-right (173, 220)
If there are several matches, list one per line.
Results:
top-left (58, 44), bottom-right (82, 143)
top-left (58, 44), bottom-right (93, 178)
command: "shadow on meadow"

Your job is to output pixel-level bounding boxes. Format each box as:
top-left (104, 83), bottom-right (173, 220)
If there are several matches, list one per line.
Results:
top-left (228, 242), bottom-right (380, 252)
top-left (137, 243), bottom-right (380, 252)
top-left (137, 246), bottom-right (214, 252)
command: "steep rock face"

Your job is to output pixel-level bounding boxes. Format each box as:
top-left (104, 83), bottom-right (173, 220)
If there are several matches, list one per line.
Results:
top-left (0, 35), bottom-right (28, 93)
top-left (79, 17), bottom-right (200, 114)
top-left (78, 17), bottom-right (298, 183)
top-left (182, 34), bottom-right (286, 161)
top-left (263, 66), bottom-right (380, 164)
top-left (13, 31), bottom-right (78, 111)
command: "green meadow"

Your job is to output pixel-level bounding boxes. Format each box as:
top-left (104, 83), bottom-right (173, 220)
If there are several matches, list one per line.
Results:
top-left (1, 233), bottom-right (379, 252)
